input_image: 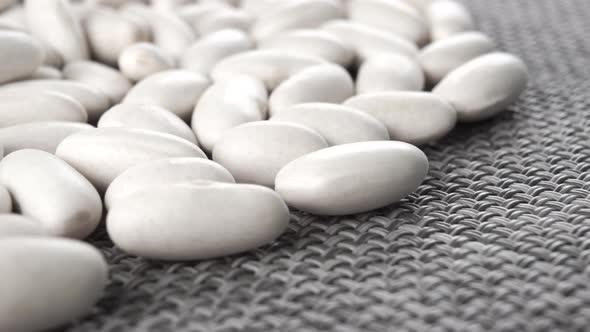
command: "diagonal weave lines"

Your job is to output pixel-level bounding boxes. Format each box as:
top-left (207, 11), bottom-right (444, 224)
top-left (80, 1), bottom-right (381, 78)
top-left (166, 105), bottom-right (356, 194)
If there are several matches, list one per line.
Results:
top-left (71, 0), bottom-right (590, 331)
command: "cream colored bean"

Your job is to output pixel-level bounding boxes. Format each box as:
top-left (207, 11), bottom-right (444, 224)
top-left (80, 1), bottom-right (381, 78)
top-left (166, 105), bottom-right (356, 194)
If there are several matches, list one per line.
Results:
top-left (0, 184), bottom-right (11, 213)
top-left (0, 237), bottom-right (107, 332)
top-left (29, 66), bottom-right (63, 80)
top-left (0, 150), bottom-right (102, 239)
top-left (197, 8), bottom-right (252, 35)
top-left (270, 103), bottom-right (389, 145)
top-left (345, 92), bottom-right (457, 145)
top-left (427, 0), bottom-right (474, 40)
top-left (433, 52), bottom-right (529, 122)
top-left (98, 103), bottom-right (197, 144)
top-left (180, 29), bottom-right (254, 75)
top-left (269, 64), bottom-right (354, 116)
top-left (24, 0), bottom-right (89, 63)
top-left (118, 42), bottom-right (175, 82)
top-left (259, 29), bottom-right (354, 68)
top-left (419, 31), bottom-right (495, 84)
top-left (357, 53), bottom-right (424, 94)
top-left (191, 76), bottom-right (268, 153)
top-left (348, 0), bottom-right (428, 45)
top-left (0, 215), bottom-right (45, 238)
top-left (213, 122), bottom-right (328, 187)
top-left (321, 20), bottom-right (419, 62)
top-left (0, 31), bottom-right (43, 84)
top-left (84, 8), bottom-right (151, 66)
top-left (63, 61), bottom-right (132, 104)
top-left (105, 158), bottom-right (235, 209)
top-left (275, 141), bottom-right (429, 215)
top-left (252, 0), bottom-right (344, 41)
top-left (0, 80), bottom-right (110, 123)
top-left (107, 182), bottom-right (289, 260)
top-left (0, 91), bottom-right (87, 128)
top-left (0, 121), bottom-right (93, 154)
top-left (123, 70), bottom-right (210, 121)
top-left (56, 127), bottom-right (206, 192)
top-left (212, 50), bottom-right (325, 90)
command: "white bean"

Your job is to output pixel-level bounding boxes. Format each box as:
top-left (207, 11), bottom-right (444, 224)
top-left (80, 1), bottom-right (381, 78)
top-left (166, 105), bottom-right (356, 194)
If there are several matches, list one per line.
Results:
top-left (356, 53), bottom-right (425, 94)
top-left (0, 31), bottom-right (43, 84)
top-left (427, 0), bottom-right (474, 40)
top-left (0, 214), bottom-right (45, 238)
top-left (63, 60), bottom-right (132, 104)
top-left (0, 184), bottom-right (11, 213)
top-left (118, 42), bottom-right (175, 82)
top-left (177, 2), bottom-right (230, 33)
top-left (275, 141), bottom-right (429, 215)
top-left (0, 149), bottom-right (102, 239)
top-left (28, 65), bottom-right (63, 80)
top-left (0, 121), bottom-right (93, 154)
top-left (196, 8), bottom-right (252, 36)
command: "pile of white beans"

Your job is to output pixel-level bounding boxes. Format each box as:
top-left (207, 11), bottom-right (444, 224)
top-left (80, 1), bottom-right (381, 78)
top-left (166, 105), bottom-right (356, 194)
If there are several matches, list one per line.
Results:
top-left (0, 0), bottom-right (529, 330)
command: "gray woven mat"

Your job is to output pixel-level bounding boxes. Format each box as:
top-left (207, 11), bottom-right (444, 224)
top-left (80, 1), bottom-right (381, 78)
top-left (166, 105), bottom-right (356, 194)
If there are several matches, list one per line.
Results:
top-left (73, 1), bottom-right (590, 331)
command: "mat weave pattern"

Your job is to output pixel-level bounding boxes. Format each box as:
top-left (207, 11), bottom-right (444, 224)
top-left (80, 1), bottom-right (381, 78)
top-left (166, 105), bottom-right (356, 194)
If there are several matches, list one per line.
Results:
top-left (73, 1), bottom-right (590, 331)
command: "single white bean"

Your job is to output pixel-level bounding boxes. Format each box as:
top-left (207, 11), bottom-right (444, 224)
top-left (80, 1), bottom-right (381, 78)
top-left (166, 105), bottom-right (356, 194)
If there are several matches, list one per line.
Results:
top-left (270, 103), bottom-right (390, 145)
top-left (0, 149), bottom-right (102, 239)
top-left (0, 121), bottom-right (93, 155)
top-left (197, 8), bottom-right (252, 36)
top-left (419, 31), bottom-right (495, 84)
top-left (259, 29), bottom-right (354, 68)
top-left (213, 121), bottom-right (328, 187)
top-left (24, 0), bottom-right (89, 63)
top-left (0, 214), bottom-right (45, 238)
top-left (275, 141), bottom-right (429, 215)
top-left (191, 76), bottom-right (268, 153)
top-left (321, 20), bottom-right (419, 62)
top-left (28, 66), bottom-right (63, 80)
top-left (55, 127), bottom-right (207, 192)
top-left (107, 182), bottom-right (289, 260)
top-left (344, 92), bottom-right (457, 145)
top-left (98, 103), bottom-right (198, 144)
top-left (427, 0), bottom-right (474, 40)
top-left (356, 53), bottom-right (425, 94)
top-left (118, 42), bottom-right (175, 82)
top-left (0, 31), bottom-right (43, 84)
top-left (0, 184), bottom-right (11, 213)
top-left (180, 29), bottom-right (254, 75)
top-left (348, 0), bottom-right (429, 45)
top-left (63, 61), bottom-right (132, 104)
top-left (123, 69), bottom-right (210, 121)
top-left (0, 79), bottom-right (110, 123)
top-left (105, 158), bottom-right (235, 209)
top-left (0, 237), bottom-right (107, 332)
top-left (0, 91), bottom-right (87, 128)
top-left (432, 52), bottom-right (529, 122)
top-left (269, 64), bottom-right (354, 116)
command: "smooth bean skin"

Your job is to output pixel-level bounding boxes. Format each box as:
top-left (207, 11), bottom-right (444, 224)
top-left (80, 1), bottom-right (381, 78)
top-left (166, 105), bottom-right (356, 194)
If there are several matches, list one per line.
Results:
top-left (0, 184), bottom-right (11, 213)
top-left (107, 182), bottom-right (290, 260)
top-left (0, 31), bottom-right (43, 84)
top-left (427, 0), bottom-right (474, 41)
top-left (0, 150), bottom-right (102, 239)
top-left (275, 141), bottom-right (429, 215)
top-left (118, 42), bottom-right (175, 82)
top-left (105, 158), bottom-right (235, 209)
top-left (356, 53), bottom-right (425, 93)
top-left (0, 214), bottom-right (45, 238)
top-left (0, 121), bottom-right (93, 155)
top-left (63, 60), bottom-right (132, 104)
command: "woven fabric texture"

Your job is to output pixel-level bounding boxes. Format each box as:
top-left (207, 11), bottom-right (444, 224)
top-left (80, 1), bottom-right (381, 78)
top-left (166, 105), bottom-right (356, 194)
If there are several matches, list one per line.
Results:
top-left (72, 1), bottom-right (590, 331)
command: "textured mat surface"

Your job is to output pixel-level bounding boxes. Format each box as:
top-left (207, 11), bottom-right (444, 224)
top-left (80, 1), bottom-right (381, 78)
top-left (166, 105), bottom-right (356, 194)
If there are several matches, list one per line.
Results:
top-left (74, 1), bottom-right (590, 331)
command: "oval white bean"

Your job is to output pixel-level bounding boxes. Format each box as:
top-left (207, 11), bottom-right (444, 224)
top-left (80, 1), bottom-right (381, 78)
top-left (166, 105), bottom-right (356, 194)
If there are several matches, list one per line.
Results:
top-left (178, 2), bottom-right (230, 33)
top-left (270, 103), bottom-right (390, 145)
top-left (123, 70), bottom-right (209, 121)
top-left (356, 53), bottom-right (425, 94)
top-left (24, 0), bottom-right (89, 62)
top-left (0, 149), bottom-right (102, 239)
top-left (118, 42), bottom-right (175, 82)
top-left (180, 29), bottom-right (254, 75)
top-left (321, 20), bottom-right (419, 61)
top-left (419, 31), bottom-right (495, 84)
top-left (432, 52), bottom-right (529, 122)
top-left (105, 158), bottom-right (235, 209)
top-left (56, 127), bottom-right (207, 192)
top-left (63, 61), bottom-right (132, 104)
top-left (0, 184), bottom-right (11, 213)
top-left (269, 64), bottom-right (354, 116)
top-left (0, 214), bottom-right (45, 238)
top-left (259, 29), bottom-right (354, 68)
top-left (275, 141), bottom-right (429, 215)
top-left (197, 8), bottom-right (252, 35)
top-left (0, 237), bottom-right (107, 332)
top-left (344, 92), bottom-right (457, 145)
top-left (348, 0), bottom-right (429, 45)
top-left (0, 121), bottom-right (93, 155)
top-left (213, 122), bottom-right (328, 187)
top-left (0, 31), bottom-right (43, 84)
top-left (98, 103), bottom-right (198, 144)
top-left (0, 91), bottom-right (87, 128)
top-left (191, 76), bottom-right (268, 153)
top-left (107, 182), bottom-right (289, 260)
top-left (427, 0), bottom-right (474, 40)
